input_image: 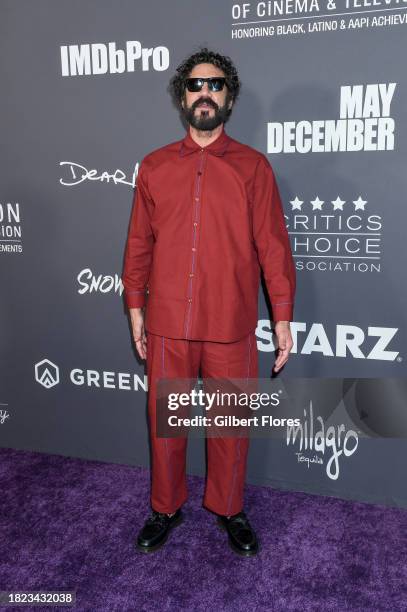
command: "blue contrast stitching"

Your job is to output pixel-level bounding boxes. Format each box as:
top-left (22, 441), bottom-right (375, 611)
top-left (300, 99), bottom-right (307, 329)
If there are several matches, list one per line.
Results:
top-left (225, 333), bottom-right (252, 516)
top-left (184, 151), bottom-right (205, 338)
top-left (162, 336), bottom-right (171, 508)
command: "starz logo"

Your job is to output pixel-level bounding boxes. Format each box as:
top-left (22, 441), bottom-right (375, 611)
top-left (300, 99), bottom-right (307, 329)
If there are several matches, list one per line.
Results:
top-left (285, 194), bottom-right (382, 274)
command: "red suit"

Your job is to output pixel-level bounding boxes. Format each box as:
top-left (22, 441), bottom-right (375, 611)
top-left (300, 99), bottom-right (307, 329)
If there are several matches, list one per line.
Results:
top-left (122, 127), bottom-right (296, 514)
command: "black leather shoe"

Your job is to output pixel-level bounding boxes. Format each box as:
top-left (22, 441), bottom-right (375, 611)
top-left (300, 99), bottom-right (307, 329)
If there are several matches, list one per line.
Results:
top-left (136, 508), bottom-right (184, 553)
top-left (217, 511), bottom-right (259, 557)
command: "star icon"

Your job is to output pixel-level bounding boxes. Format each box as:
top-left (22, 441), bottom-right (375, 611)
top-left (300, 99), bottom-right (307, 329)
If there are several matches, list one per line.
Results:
top-left (310, 196), bottom-right (324, 210)
top-left (353, 196), bottom-right (367, 211)
top-left (331, 196), bottom-right (346, 211)
top-left (290, 196), bottom-right (303, 211)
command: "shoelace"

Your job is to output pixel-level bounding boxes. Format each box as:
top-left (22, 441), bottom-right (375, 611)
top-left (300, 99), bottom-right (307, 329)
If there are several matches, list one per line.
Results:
top-left (226, 512), bottom-right (253, 537)
top-left (146, 511), bottom-right (169, 526)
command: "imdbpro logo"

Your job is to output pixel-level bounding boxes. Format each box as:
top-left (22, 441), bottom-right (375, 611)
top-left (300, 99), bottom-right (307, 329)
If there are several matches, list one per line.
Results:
top-left (35, 359), bottom-right (60, 389)
top-left (60, 41), bottom-right (170, 76)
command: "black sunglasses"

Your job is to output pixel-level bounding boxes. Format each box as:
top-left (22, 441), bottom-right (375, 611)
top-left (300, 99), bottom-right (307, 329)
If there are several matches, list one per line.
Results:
top-left (185, 77), bottom-right (226, 92)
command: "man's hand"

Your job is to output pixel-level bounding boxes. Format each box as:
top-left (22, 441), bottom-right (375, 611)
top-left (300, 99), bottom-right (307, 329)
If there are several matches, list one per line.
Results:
top-left (273, 321), bottom-right (293, 373)
top-left (129, 307), bottom-right (147, 360)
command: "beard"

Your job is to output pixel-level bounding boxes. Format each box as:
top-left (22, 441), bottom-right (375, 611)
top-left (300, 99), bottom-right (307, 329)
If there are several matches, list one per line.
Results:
top-left (181, 91), bottom-right (233, 131)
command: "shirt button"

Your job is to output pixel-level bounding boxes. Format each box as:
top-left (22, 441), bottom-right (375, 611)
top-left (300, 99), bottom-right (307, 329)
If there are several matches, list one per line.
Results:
top-left (192, 247), bottom-right (196, 251)
top-left (188, 298), bottom-right (192, 303)
top-left (189, 273), bottom-right (194, 277)
top-left (193, 222), bottom-right (198, 227)
top-left (195, 197), bottom-right (199, 201)
top-left (198, 171), bottom-right (202, 175)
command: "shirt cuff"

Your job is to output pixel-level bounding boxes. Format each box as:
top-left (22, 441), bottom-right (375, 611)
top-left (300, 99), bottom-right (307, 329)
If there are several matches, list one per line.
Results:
top-left (272, 302), bottom-right (294, 322)
top-left (125, 290), bottom-right (146, 309)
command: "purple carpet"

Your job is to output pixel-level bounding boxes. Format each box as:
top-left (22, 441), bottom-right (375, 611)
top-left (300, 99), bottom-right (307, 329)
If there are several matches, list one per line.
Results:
top-left (0, 447), bottom-right (406, 612)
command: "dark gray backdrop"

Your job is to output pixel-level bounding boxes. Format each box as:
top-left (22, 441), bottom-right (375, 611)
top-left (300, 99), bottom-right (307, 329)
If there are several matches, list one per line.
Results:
top-left (1, 1), bottom-right (406, 508)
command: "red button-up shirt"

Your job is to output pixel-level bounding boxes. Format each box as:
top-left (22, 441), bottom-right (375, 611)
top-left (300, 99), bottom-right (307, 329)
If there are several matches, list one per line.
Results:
top-left (122, 127), bottom-right (296, 342)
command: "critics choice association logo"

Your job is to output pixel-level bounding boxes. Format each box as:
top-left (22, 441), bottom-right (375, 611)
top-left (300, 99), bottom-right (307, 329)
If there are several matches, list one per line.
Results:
top-left (285, 193), bottom-right (383, 273)
top-left (0, 202), bottom-right (23, 255)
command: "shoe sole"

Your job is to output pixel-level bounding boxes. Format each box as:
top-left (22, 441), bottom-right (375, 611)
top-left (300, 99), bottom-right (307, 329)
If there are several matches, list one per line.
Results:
top-left (217, 518), bottom-right (260, 557)
top-left (136, 513), bottom-right (184, 554)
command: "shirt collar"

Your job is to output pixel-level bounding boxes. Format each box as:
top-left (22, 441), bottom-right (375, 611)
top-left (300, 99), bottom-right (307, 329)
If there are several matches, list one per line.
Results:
top-left (179, 127), bottom-right (231, 157)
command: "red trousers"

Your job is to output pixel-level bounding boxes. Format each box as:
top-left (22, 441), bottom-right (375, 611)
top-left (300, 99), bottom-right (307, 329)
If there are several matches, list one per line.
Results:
top-left (146, 330), bottom-right (259, 516)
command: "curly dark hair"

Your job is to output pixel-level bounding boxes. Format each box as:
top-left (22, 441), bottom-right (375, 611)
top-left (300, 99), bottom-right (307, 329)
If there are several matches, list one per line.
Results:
top-left (169, 46), bottom-right (241, 109)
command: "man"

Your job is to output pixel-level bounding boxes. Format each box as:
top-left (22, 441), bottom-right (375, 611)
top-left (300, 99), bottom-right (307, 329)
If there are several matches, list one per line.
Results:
top-left (122, 47), bottom-right (296, 557)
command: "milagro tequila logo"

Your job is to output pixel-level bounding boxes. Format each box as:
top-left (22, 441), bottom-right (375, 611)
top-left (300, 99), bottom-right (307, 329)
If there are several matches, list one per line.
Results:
top-left (286, 400), bottom-right (359, 480)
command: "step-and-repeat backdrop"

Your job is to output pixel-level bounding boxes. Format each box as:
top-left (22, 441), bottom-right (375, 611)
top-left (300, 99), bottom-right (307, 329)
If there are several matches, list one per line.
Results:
top-left (1, 1), bottom-right (406, 507)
